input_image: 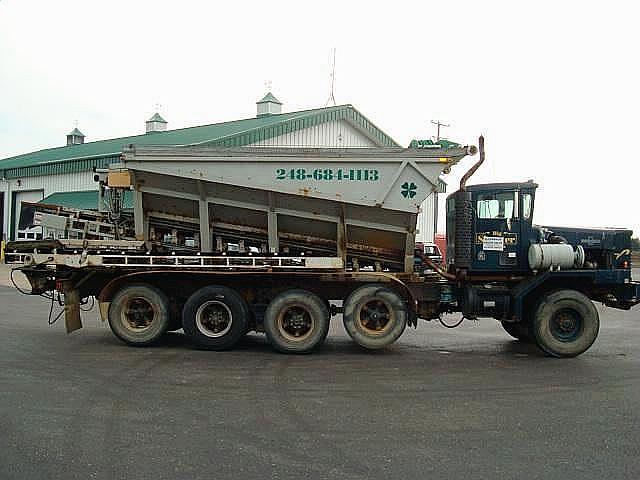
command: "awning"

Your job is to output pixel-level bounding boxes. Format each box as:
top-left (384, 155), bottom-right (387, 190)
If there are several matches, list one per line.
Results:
top-left (40, 190), bottom-right (133, 210)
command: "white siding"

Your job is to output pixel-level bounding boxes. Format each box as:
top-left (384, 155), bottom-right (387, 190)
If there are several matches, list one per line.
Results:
top-left (416, 193), bottom-right (437, 243)
top-left (1, 171), bottom-right (96, 240)
top-left (249, 119), bottom-right (377, 148)
top-left (12, 170), bottom-right (96, 194)
top-left (14, 190), bottom-right (44, 240)
top-left (257, 103), bottom-right (282, 116)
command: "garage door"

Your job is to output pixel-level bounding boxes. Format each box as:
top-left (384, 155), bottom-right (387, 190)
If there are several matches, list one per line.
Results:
top-left (12, 190), bottom-right (44, 240)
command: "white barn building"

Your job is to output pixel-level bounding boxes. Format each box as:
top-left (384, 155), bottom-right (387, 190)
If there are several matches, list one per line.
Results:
top-left (0, 93), bottom-right (442, 244)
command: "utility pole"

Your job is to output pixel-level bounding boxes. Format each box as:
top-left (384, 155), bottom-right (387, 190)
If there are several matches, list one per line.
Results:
top-left (430, 120), bottom-right (450, 142)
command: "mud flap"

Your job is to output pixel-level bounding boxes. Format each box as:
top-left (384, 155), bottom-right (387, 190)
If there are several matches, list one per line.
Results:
top-left (99, 302), bottom-right (110, 322)
top-left (64, 288), bottom-right (83, 333)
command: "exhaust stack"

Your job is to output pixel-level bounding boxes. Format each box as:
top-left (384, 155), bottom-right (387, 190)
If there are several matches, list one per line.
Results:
top-left (460, 135), bottom-right (485, 191)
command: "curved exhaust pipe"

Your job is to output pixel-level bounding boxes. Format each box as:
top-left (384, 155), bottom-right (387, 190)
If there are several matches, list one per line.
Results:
top-left (460, 135), bottom-right (485, 191)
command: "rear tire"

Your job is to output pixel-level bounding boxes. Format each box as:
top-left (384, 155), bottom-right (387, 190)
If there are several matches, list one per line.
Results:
top-left (264, 290), bottom-right (330, 354)
top-left (501, 320), bottom-right (532, 343)
top-left (531, 289), bottom-right (599, 358)
top-left (343, 285), bottom-right (407, 349)
top-left (108, 284), bottom-right (170, 346)
top-left (182, 286), bottom-right (249, 351)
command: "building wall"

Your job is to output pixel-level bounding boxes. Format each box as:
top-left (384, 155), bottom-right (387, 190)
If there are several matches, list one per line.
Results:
top-left (1, 171), bottom-right (96, 240)
top-left (249, 119), bottom-right (377, 148)
top-left (415, 193), bottom-right (437, 243)
top-left (1, 119), bottom-right (440, 241)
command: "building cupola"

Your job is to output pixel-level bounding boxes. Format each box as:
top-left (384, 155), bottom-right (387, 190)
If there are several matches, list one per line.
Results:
top-left (146, 112), bottom-right (167, 133)
top-left (256, 92), bottom-right (282, 117)
top-left (66, 127), bottom-right (85, 146)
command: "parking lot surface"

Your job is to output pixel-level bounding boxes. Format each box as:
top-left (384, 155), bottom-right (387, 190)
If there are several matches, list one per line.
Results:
top-left (1, 285), bottom-right (639, 480)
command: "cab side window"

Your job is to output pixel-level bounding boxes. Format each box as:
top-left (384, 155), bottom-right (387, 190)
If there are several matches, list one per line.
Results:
top-left (522, 193), bottom-right (533, 220)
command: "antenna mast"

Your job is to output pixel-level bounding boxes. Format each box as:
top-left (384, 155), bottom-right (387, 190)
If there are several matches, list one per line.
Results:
top-left (430, 119), bottom-right (450, 142)
top-left (326, 48), bottom-right (337, 106)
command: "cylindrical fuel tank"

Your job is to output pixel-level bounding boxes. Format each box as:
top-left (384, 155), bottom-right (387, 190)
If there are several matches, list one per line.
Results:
top-left (528, 243), bottom-right (585, 271)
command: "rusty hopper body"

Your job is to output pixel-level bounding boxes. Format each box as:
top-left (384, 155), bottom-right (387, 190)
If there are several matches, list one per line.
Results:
top-left (112, 145), bottom-right (474, 273)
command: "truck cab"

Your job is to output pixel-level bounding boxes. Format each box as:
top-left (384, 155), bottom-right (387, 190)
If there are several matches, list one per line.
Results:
top-left (446, 181), bottom-right (538, 273)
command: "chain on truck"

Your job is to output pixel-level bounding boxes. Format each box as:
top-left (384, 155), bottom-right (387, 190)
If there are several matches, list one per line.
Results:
top-left (4, 137), bottom-right (640, 357)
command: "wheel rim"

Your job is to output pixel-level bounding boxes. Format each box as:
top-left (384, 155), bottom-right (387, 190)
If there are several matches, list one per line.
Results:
top-left (277, 305), bottom-right (315, 342)
top-left (357, 299), bottom-right (393, 335)
top-left (121, 297), bottom-right (156, 332)
top-left (550, 308), bottom-right (583, 342)
top-left (195, 301), bottom-right (233, 338)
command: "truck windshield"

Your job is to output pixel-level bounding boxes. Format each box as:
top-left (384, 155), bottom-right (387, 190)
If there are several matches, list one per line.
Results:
top-left (477, 192), bottom-right (515, 219)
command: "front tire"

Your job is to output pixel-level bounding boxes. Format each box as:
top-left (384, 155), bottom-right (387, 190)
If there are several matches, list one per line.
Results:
top-left (264, 290), bottom-right (330, 354)
top-left (182, 286), bottom-right (249, 351)
top-left (531, 289), bottom-right (599, 358)
top-left (343, 285), bottom-right (407, 349)
top-left (108, 284), bottom-right (170, 346)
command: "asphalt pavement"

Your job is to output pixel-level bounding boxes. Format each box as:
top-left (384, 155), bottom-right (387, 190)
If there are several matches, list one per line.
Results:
top-left (1, 285), bottom-right (639, 480)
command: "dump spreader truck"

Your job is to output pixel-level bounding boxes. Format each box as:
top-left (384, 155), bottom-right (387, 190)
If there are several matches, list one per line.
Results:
top-left (5, 138), bottom-right (640, 356)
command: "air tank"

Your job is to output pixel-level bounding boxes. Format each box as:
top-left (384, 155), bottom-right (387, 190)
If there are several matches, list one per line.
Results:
top-left (528, 243), bottom-right (585, 271)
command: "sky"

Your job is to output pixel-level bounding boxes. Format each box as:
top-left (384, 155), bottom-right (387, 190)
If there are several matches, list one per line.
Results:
top-left (1, 0), bottom-right (638, 235)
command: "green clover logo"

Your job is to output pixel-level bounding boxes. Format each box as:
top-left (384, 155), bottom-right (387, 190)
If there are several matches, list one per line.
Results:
top-left (401, 182), bottom-right (417, 198)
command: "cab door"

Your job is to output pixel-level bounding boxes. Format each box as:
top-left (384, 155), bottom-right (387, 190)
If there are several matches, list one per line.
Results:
top-left (472, 190), bottom-right (523, 272)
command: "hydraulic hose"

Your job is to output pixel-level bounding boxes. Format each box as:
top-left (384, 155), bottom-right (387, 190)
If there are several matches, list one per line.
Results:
top-left (416, 252), bottom-right (457, 281)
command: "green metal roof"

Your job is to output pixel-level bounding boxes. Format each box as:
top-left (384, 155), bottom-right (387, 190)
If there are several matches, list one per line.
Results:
top-left (67, 127), bottom-right (85, 137)
top-left (257, 92), bottom-right (282, 105)
top-left (41, 190), bottom-right (133, 210)
top-left (147, 113), bottom-right (167, 123)
top-left (41, 190), bottom-right (99, 210)
top-left (1, 104), bottom-right (398, 179)
top-left (409, 139), bottom-right (461, 149)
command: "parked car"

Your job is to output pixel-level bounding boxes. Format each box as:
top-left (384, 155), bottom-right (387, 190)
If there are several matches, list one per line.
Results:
top-left (422, 242), bottom-right (443, 265)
